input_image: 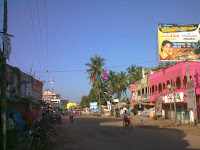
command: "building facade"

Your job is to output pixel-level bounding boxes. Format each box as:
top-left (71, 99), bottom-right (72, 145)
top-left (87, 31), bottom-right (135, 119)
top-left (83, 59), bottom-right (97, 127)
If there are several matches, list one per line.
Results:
top-left (149, 62), bottom-right (200, 123)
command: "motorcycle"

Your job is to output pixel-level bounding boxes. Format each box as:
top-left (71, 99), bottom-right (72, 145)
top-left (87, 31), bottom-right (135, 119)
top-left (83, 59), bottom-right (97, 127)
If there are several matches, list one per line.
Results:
top-left (23, 126), bottom-right (57, 150)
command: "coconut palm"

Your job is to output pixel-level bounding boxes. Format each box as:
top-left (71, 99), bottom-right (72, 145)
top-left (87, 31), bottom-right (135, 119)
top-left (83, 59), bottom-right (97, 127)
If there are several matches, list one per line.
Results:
top-left (85, 55), bottom-right (106, 112)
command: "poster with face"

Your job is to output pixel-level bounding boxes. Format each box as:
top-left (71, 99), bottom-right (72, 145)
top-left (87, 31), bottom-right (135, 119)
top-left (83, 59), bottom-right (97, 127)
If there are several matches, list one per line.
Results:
top-left (158, 24), bottom-right (200, 61)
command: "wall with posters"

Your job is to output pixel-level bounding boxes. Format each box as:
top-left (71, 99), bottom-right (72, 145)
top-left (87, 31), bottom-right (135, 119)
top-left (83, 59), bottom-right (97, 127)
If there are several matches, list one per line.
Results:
top-left (158, 23), bottom-right (200, 61)
top-left (20, 72), bottom-right (33, 98)
top-left (5, 65), bottom-right (21, 100)
top-left (33, 79), bottom-right (43, 100)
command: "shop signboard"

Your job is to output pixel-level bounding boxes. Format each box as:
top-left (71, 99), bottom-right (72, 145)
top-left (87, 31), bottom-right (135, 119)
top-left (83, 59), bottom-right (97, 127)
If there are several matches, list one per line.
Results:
top-left (155, 96), bottom-right (162, 116)
top-left (33, 79), bottom-right (43, 100)
top-left (20, 72), bottom-right (33, 98)
top-left (187, 88), bottom-right (196, 109)
top-left (158, 23), bottom-right (200, 61)
top-left (90, 102), bottom-right (98, 112)
top-left (164, 92), bottom-right (184, 103)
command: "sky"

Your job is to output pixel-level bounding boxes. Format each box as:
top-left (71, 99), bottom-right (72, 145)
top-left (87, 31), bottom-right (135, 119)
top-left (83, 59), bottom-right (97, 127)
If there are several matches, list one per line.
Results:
top-left (0, 0), bottom-right (200, 102)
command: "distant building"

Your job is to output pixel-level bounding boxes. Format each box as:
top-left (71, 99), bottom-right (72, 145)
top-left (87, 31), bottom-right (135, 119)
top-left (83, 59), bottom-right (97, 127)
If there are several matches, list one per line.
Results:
top-left (42, 91), bottom-right (69, 108)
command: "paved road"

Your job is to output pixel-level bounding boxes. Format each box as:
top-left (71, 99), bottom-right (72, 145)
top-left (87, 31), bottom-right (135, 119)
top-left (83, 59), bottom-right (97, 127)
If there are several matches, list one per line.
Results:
top-left (51, 116), bottom-right (200, 150)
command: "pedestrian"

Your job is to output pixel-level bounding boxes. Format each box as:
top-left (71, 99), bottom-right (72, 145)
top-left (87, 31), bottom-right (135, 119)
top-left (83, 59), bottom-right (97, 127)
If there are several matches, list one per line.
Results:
top-left (140, 115), bottom-right (143, 123)
top-left (7, 113), bottom-right (18, 149)
top-left (69, 109), bottom-right (74, 122)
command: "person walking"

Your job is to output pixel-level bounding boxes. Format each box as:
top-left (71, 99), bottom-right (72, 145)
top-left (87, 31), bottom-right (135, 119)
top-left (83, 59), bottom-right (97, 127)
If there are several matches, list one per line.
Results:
top-left (140, 115), bottom-right (143, 123)
top-left (69, 109), bottom-right (74, 123)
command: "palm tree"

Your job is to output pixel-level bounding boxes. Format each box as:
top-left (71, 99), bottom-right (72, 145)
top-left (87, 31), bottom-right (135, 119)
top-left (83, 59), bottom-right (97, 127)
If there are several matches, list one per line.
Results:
top-left (114, 71), bottom-right (129, 101)
top-left (85, 55), bottom-right (106, 112)
top-left (126, 66), bottom-right (142, 84)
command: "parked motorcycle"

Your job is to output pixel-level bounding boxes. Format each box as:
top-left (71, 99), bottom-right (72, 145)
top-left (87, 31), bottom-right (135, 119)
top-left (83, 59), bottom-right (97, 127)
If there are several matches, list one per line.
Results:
top-left (22, 126), bottom-right (56, 150)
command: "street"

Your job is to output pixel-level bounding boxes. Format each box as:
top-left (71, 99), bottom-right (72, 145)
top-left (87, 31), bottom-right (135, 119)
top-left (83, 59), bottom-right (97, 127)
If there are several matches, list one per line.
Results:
top-left (50, 116), bottom-right (200, 150)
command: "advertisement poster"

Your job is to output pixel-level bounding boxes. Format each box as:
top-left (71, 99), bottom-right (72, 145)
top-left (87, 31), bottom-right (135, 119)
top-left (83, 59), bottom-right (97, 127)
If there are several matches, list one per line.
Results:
top-left (158, 23), bottom-right (200, 61)
top-left (164, 92), bottom-right (184, 103)
top-left (90, 102), bottom-right (98, 112)
top-left (20, 72), bottom-right (33, 98)
top-left (5, 66), bottom-right (20, 100)
top-left (187, 88), bottom-right (196, 109)
top-left (33, 79), bottom-right (43, 100)
top-left (155, 97), bottom-right (162, 116)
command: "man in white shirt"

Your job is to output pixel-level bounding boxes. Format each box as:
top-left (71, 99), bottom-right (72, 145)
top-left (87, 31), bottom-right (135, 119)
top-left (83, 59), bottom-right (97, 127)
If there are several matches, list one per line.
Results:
top-left (69, 109), bottom-right (74, 120)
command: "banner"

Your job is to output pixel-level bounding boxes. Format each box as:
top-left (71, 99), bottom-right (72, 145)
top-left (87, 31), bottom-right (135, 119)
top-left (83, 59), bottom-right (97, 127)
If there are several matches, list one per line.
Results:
top-left (158, 23), bottom-right (200, 61)
top-left (187, 88), bottom-right (196, 109)
top-left (164, 92), bottom-right (184, 103)
top-left (2, 34), bottom-right (11, 60)
top-left (155, 97), bottom-right (162, 116)
top-left (90, 102), bottom-right (98, 112)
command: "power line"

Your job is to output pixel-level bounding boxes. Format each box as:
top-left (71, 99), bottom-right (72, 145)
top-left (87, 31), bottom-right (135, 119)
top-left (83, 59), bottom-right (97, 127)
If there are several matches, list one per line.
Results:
top-left (35, 0), bottom-right (45, 72)
top-left (37, 60), bottom-right (156, 73)
top-left (28, 0), bottom-right (43, 73)
top-left (44, 0), bottom-right (50, 85)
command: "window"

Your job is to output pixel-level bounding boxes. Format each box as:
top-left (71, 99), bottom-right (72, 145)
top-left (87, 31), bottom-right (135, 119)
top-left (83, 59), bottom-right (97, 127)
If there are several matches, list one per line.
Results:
top-left (150, 87), bottom-right (152, 94)
top-left (163, 83), bottom-right (166, 92)
top-left (159, 83), bottom-right (162, 93)
top-left (155, 85), bottom-right (158, 93)
top-left (183, 76), bottom-right (187, 89)
top-left (167, 80), bottom-right (170, 85)
top-left (142, 88), bottom-right (144, 95)
top-left (138, 90), bottom-right (141, 96)
top-left (176, 77), bottom-right (181, 89)
top-left (152, 86), bottom-right (155, 94)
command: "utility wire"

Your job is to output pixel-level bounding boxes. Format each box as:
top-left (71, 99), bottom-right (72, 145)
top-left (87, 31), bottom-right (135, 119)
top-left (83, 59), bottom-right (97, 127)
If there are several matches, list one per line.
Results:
top-left (38, 60), bottom-right (156, 73)
top-left (35, 0), bottom-right (46, 72)
top-left (44, 0), bottom-right (50, 85)
top-left (28, 0), bottom-right (43, 73)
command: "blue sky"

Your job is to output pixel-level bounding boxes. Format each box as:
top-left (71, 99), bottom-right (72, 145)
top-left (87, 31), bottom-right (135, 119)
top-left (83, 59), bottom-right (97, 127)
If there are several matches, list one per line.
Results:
top-left (1, 0), bottom-right (200, 102)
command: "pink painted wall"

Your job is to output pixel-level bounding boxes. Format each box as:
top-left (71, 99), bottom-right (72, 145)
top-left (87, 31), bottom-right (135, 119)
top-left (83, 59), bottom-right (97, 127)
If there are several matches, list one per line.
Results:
top-left (130, 84), bottom-right (135, 97)
top-left (150, 62), bottom-right (200, 102)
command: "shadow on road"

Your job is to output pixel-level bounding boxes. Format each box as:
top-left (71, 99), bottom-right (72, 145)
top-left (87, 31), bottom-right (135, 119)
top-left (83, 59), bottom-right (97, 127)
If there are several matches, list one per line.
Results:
top-left (51, 116), bottom-right (199, 150)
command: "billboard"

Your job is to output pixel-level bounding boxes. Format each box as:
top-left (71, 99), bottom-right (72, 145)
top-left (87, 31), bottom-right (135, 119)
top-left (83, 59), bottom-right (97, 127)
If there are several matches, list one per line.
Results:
top-left (20, 72), bottom-right (33, 98)
top-left (90, 102), bottom-right (98, 112)
top-left (187, 88), bottom-right (196, 109)
top-left (164, 92), bottom-right (184, 103)
top-left (155, 97), bottom-right (162, 116)
top-left (158, 23), bottom-right (200, 61)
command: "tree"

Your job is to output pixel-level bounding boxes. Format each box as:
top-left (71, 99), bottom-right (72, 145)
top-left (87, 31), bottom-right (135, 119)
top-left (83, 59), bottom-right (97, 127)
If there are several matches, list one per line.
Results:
top-left (80, 95), bottom-right (89, 108)
top-left (85, 55), bottom-right (106, 112)
top-left (126, 65), bottom-right (142, 84)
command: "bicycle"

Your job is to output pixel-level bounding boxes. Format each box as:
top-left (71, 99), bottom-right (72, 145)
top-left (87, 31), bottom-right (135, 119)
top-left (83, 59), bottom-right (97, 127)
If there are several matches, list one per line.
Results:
top-left (123, 118), bottom-right (133, 128)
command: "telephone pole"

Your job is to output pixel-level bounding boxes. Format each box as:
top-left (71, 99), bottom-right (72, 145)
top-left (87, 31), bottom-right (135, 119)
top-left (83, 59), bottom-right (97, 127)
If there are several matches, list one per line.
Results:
top-left (1, 0), bottom-right (8, 149)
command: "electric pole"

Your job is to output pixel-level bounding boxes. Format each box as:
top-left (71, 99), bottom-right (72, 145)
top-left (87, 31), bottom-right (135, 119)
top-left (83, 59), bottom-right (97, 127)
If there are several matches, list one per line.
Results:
top-left (1, 0), bottom-right (8, 149)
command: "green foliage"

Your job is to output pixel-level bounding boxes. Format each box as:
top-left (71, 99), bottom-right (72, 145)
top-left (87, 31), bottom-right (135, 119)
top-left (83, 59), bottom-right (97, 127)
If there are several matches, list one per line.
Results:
top-left (126, 65), bottom-right (142, 84)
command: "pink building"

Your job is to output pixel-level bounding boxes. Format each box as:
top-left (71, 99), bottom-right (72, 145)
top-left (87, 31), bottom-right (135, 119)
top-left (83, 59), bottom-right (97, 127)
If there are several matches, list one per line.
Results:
top-left (149, 62), bottom-right (200, 122)
top-left (130, 84), bottom-right (136, 105)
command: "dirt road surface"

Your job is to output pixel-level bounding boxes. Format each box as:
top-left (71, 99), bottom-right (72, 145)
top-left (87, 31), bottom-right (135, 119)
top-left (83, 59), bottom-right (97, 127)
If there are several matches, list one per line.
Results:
top-left (50, 116), bottom-right (200, 150)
